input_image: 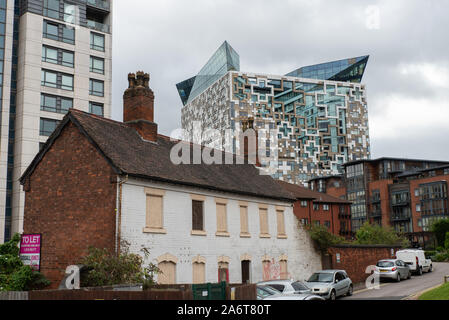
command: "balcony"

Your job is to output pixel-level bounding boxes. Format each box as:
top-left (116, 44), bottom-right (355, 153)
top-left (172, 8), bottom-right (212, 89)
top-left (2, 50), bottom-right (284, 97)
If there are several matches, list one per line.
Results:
top-left (391, 214), bottom-right (411, 222)
top-left (87, 20), bottom-right (110, 33)
top-left (86, 0), bottom-right (110, 12)
top-left (391, 197), bottom-right (410, 206)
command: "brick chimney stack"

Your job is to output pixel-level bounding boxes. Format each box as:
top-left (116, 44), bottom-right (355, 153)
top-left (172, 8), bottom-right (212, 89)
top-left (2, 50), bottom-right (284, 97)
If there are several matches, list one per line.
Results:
top-left (123, 71), bottom-right (158, 142)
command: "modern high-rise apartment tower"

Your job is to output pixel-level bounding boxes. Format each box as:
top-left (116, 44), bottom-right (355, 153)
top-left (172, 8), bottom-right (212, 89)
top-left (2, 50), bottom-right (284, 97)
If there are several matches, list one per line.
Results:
top-left (0, 0), bottom-right (112, 243)
top-left (178, 42), bottom-right (370, 187)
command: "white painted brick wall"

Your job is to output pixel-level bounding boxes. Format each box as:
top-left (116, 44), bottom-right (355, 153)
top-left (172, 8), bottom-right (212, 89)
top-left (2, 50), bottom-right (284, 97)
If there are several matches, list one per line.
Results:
top-left (120, 178), bottom-right (322, 284)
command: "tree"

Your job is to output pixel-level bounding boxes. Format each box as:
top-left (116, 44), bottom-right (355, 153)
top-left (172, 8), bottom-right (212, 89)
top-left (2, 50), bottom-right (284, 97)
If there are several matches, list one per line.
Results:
top-left (306, 225), bottom-right (347, 253)
top-left (354, 223), bottom-right (410, 247)
top-left (80, 240), bottom-right (160, 288)
top-left (431, 219), bottom-right (449, 248)
top-left (0, 233), bottom-right (51, 291)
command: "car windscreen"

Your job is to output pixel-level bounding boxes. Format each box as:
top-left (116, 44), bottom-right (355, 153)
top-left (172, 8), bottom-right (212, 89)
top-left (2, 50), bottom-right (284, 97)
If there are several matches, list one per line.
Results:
top-left (260, 286), bottom-right (281, 295)
top-left (307, 273), bottom-right (333, 282)
top-left (377, 261), bottom-right (394, 267)
top-left (292, 281), bottom-right (310, 291)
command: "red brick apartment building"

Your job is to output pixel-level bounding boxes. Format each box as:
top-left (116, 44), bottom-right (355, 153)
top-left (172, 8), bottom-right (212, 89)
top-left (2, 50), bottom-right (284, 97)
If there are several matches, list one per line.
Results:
top-left (309, 158), bottom-right (449, 247)
top-left (276, 180), bottom-right (352, 239)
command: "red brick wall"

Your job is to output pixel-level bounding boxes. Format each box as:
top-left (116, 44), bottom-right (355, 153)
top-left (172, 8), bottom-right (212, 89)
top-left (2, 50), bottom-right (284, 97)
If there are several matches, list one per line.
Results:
top-left (293, 201), bottom-right (351, 239)
top-left (23, 122), bottom-right (117, 288)
top-left (328, 245), bottom-right (401, 284)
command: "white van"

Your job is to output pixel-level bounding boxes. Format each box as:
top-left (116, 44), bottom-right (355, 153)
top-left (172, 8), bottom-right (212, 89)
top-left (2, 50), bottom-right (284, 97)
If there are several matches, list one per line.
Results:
top-left (396, 249), bottom-right (433, 275)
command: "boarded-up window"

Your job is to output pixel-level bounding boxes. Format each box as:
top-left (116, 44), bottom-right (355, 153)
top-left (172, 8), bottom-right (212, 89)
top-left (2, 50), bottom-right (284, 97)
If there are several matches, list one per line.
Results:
top-left (158, 261), bottom-right (176, 284)
top-left (259, 208), bottom-right (269, 236)
top-left (193, 262), bottom-right (206, 284)
top-left (279, 260), bottom-right (288, 280)
top-left (146, 194), bottom-right (163, 229)
top-left (276, 209), bottom-right (286, 237)
top-left (216, 203), bottom-right (227, 233)
top-left (240, 205), bottom-right (249, 234)
top-left (262, 260), bottom-right (271, 281)
top-left (192, 200), bottom-right (204, 231)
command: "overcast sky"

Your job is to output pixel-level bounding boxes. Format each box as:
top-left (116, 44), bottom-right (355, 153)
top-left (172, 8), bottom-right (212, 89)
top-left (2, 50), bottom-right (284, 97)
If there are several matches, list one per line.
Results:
top-left (111, 0), bottom-right (449, 161)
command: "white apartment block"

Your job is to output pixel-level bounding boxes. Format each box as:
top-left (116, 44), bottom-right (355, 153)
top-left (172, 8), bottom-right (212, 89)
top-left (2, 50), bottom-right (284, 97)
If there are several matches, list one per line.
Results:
top-left (0, 0), bottom-right (113, 243)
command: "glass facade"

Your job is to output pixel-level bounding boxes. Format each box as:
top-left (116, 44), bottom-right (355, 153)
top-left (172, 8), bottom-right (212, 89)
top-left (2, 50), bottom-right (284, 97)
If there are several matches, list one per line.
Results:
top-left (286, 56), bottom-right (369, 84)
top-left (177, 41), bottom-right (240, 105)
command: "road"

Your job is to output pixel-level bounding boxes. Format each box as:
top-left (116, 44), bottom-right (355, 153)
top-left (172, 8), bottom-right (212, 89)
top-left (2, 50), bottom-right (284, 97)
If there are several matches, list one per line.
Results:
top-left (341, 262), bottom-right (449, 300)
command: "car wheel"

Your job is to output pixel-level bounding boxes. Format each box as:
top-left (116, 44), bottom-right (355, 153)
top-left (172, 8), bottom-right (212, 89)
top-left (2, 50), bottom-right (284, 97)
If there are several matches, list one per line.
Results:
top-left (329, 290), bottom-right (336, 300)
top-left (428, 265), bottom-right (433, 273)
top-left (407, 271), bottom-right (411, 280)
top-left (396, 273), bottom-right (401, 282)
top-left (347, 285), bottom-right (353, 296)
top-left (417, 267), bottom-right (422, 276)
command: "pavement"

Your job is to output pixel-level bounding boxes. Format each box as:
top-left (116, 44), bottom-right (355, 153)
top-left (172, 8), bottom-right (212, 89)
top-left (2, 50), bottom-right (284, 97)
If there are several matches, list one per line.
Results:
top-left (341, 262), bottom-right (449, 300)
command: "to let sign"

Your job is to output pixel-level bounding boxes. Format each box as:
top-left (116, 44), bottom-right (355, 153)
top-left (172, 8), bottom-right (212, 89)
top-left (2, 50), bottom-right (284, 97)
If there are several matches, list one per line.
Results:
top-left (20, 234), bottom-right (41, 271)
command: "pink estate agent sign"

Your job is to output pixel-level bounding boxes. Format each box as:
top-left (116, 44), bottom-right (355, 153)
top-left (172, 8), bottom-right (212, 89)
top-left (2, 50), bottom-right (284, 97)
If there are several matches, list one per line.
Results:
top-left (20, 234), bottom-right (41, 271)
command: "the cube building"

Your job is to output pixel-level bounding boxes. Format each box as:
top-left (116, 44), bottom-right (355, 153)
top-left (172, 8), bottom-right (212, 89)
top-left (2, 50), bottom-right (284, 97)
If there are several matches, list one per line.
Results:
top-left (178, 41), bottom-right (371, 185)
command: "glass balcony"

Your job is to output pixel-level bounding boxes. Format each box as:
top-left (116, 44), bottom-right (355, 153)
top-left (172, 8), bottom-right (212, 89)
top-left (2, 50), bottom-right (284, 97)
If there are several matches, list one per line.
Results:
top-left (87, 20), bottom-right (110, 33)
top-left (86, 0), bottom-right (110, 11)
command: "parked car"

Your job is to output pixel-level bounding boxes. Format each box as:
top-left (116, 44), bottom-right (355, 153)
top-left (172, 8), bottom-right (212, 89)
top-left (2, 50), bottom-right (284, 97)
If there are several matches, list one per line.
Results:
top-left (305, 270), bottom-right (353, 300)
top-left (258, 279), bottom-right (312, 295)
top-left (396, 249), bottom-right (433, 275)
top-left (374, 259), bottom-right (411, 282)
top-left (257, 284), bottom-right (324, 301)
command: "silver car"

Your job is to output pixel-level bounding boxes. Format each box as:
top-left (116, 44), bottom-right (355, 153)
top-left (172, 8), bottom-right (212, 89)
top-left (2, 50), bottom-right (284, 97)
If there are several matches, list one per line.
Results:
top-left (257, 285), bottom-right (324, 301)
top-left (258, 279), bottom-right (312, 295)
top-left (374, 259), bottom-right (411, 282)
top-left (305, 270), bottom-right (353, 300)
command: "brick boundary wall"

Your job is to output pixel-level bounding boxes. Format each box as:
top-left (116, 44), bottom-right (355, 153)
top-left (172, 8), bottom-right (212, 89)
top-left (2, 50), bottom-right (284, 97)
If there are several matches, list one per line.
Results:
top-left (328, 245), bottom-right (402, 284)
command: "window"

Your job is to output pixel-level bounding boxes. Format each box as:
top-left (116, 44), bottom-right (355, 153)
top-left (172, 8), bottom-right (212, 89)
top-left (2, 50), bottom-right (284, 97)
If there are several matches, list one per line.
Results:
top-left (89, 102), bottom-right (104, 117)
top-left (89, 79), bottom-right (104, 96)
top-left (42, 45), bottom-right (74, 68)
top-left (416, 204), bottom-right (421, 212)
top-left (41, 69), bottom-right (73, 90)
top-left (90, 32), bottom-right (105, 51)
top-left (43, 20), bottom-right (75, 44)
top-left (218, 259), bottom-right (229, 283)
top-left (429, 171), bottom-right (436, 177)
top-left (300, 218), bottom-right (308, 225)
top-left (279, 258), bottom-right (288, 280)
top-left (276, 208), bottom-right (286, 238)
top-left (192, 256), bottom-right (206, 284)
top-left (40, 118), bottom-right (60, 136)
top-left (43, 0), bottom-right (60, 20)
top-left (313, 203), bottom-right (319, 211)
top-left (192, 199), bottom-right (204, 232)
top-left (42, 46), bottom-right (58, 64)
top-left (90, 56), bottom-right (104, 74)
top-left (314, 221), bottom-right (320, 226)
top-left (324, 221), bottom-right (331, 229)
top-left (43, 20), bottom-right (59, 41)
top-left (41, 69), bottom-right (57, 88)
top-left (323, 204), bottom-right (330, 211)
top-left (143, 188), bottom-right (165, 234)
top-left (63, 3), bottom-right (76, 24)
top-left (158, 262), bottom-right (175, 284)
top-left (239, 203), bottom-right (250, 237)
top-left (414, 188), bottom-right (420, 197)
top-left (259, 206), bottom-right (269, 238)
top-left (444, 168), bottom-right (449, 175)
top-left (300, 201), bottom-right (308, 207)
top-left (41, 93), bottom-right (72, 114)
top-left (216, 199), bottom-right (228, 236)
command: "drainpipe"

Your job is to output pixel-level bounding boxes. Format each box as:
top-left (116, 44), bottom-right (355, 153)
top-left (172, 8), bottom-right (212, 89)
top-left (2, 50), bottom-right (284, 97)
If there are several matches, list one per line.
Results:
top-left (116, 174), bottom-right (128, 256)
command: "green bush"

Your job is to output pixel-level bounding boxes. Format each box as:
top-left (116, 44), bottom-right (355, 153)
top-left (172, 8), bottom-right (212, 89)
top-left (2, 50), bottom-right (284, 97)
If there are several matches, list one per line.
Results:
top-left (0, 233), bottom-right (51, 291)
top-left (432, 251), bottom-right (449, 262)
top-left (80, 240), bottom-right (160, 288)
top-left (306, 225), bottom-right (347, 253)
top-left (354, 223), bottom-right (410, 247)
top-left (431, 219), bottom-right (449, 248)
top-left (445, 232), bottom-right (449, 250)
